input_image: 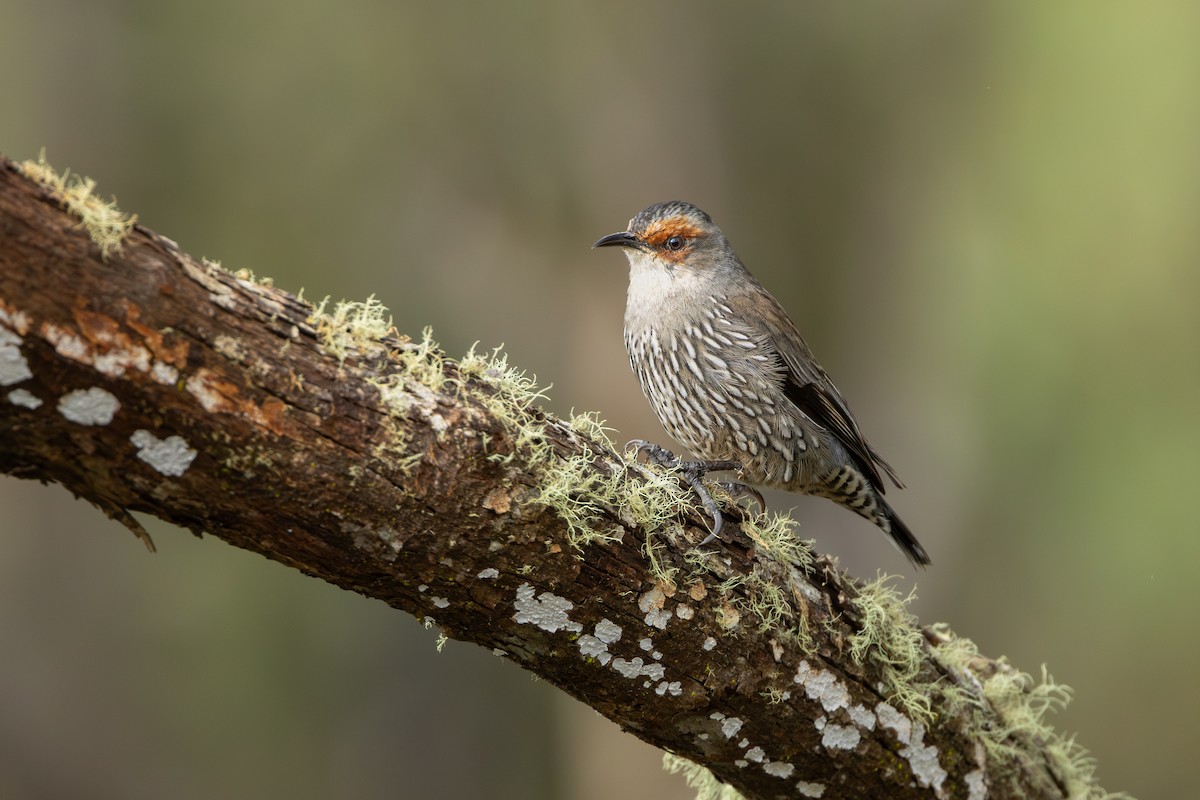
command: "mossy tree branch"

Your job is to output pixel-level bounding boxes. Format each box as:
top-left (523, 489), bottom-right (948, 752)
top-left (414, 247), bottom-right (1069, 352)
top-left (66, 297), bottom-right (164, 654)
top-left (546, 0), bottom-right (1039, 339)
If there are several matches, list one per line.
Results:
top-left (0, 155), bottom-right (1121, 800)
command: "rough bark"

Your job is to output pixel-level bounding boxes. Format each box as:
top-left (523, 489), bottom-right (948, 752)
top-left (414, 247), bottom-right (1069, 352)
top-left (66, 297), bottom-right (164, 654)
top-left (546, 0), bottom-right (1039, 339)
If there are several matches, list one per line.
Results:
top-left (0, 155), bottom-right (1118, 800)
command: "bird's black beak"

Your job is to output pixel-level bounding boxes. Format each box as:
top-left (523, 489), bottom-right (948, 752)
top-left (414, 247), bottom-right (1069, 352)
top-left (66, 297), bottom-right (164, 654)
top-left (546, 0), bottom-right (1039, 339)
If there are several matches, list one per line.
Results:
top-left (592, 231), bottom-right (643, 250)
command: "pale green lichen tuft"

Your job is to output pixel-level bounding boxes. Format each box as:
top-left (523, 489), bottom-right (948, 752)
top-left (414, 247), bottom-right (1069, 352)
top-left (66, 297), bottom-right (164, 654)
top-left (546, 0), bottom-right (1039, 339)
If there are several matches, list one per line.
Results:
top-left (567, 408), bottom-right (615, 442)
top-left (394, 325), bottom-right (447, 391)
top-left (685, 505), bottom-right (815, 649)
top-left (231, 266), bottom-right (275, 287)
top-left (309, 294), bottom-right (394, 365)
top-left (739, 507), bottom-right (814, 575)
top-left (459, 343), bottom-right (681, 550)
top-left (930, 629), bottom-right (1132, 799)
top-left (534, 451), bottom-right (624, 547)
top-left (459, 343), bottom-right (701, 554)
top-left (18, 150), bottom-right (137, 259)
top-left (848, 575), bottom-right (934, 724)
top-left (662, 755), bottom-right (748, 800)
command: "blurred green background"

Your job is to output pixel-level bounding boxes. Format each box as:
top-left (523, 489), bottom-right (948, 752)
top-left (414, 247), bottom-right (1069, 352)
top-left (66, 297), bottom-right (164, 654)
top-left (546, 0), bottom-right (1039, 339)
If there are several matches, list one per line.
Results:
top-left (2, 1), bottom-right (1196, 798)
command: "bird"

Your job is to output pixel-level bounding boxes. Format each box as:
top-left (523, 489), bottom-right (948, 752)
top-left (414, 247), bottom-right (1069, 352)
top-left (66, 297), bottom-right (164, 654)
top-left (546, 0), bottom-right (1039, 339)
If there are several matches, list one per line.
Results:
top-left (593, 200), bottom-right (930, 567)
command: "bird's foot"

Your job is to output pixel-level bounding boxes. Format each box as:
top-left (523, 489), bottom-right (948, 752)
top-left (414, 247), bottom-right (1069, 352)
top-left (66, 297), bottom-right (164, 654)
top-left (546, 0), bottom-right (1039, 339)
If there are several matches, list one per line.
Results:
top-left (625, 440), bottom-right (744, 545)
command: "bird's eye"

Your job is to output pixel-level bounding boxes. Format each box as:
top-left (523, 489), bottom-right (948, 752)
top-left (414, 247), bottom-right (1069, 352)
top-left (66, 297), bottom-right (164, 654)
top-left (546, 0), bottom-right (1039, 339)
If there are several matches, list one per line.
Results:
top-left (664, 235), bottom-right (685, 252)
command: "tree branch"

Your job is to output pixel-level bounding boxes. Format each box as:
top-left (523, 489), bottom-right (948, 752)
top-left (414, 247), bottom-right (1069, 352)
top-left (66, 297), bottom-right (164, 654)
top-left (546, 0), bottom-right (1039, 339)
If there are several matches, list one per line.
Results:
top-left (0, 155), bottom-right (1120, 800)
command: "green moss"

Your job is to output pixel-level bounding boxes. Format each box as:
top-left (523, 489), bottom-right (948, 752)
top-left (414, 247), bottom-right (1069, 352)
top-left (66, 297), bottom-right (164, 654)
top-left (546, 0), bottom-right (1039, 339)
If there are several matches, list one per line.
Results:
top-left (18, 150), bottom-right (136, 260)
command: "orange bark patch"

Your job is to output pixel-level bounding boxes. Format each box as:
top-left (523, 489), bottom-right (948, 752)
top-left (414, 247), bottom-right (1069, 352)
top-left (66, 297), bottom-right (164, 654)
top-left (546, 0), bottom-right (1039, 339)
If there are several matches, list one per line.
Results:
top-left (125, 303), bottom-right (190, 368)
top-left (248, 397), bottom-right (288, 436)
top-left (184, 367), bottom-right (289, 436)
top-left (185, 368), bottom-right (242, 414)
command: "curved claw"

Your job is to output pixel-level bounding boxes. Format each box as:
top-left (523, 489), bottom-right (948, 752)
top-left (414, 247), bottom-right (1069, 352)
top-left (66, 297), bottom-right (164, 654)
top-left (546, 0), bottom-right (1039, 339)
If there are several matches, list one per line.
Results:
top-left (697, 512), bottom-right (722, 546)
top-left (624, 438), bottom-right (652, 457)
top-left (624, 439), bottom-right (674, 467)
top-left (714, 480), bottom-right (766, 512)
top-left (678, 466), bottom-right (726, 547)
top-left (623, 440), bottom-right (741, 547)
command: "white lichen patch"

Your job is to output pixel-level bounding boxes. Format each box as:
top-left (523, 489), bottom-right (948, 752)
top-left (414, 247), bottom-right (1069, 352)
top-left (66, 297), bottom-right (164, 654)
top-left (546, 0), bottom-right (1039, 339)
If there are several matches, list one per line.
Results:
top-left (644, 607), bottom-right (671, 629)
top-left (58, 387), bottom-right (119, 425)
top-left (639, 637), bottom-right (654, 651)
top-left (428, 413), bottom-right (450, 436)
top-left (763, 761), bottom-right (794, 779)
top-left (611, 657), bottom-right (665, 682)
top-left (93, 343), bottom-right (151, 378)
top-left (794, 660), bottom-right (851, 714)
top-left (703, 636), bottom-right (717, 651)
top-left (675, 604), bottom-right (695, 620)
top-left (0, 307), bottom-right (31, 334)
top-left (744, 746), bottom-right (765, 763)
top-left (151, 361), bottom-right (180, 385)
top-left (900, 723), bottom-right (947, 793)
top-left (638, 585), bottom-right (672, 630)
top-left (42, 314), bottom-right (154, 380)
top-left (41, 322), bottom-right (89, 363)
top-left (7, 388), bottom-right (42, 409)
top-left (655, 680), bottom-right (682, 696)
top-left (578, 619), bottom-right (623, 666)
top-left (877, 702), bottom-right (946, 793)
top-left (0, 328), bottom-right (32, 386)
top-left (717, 715), bottom-right (744, 740)
top-left (477, 567), bottom-right (500, 579)
top-left (431, 597), bottom-right (451, 609)
top-left (185, 371), bottom-right (228, 413)
top-left (819, 721), bottom-right (861, 751)
top-left (130, 430), bottom-right (197, 476)
top-left (875, 702), bottom-right (912, 745)
top-left (796, 780), bottom-right (826, 798)
top-left (594, 619), bottom-right (622, 644)
top-left (965, 768), bottom-right (987, 800)
top-left (577, 636), bottom-right (610, 664)
top-left (848, 703), bottom-right (876, 731)
top-left (512, 583), bottom-right (582, 634)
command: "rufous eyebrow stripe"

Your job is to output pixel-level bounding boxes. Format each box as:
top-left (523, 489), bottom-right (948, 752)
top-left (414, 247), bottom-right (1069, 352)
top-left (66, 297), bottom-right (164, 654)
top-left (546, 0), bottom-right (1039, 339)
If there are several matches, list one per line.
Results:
top-left (639, 217), bottom-right (705, 248)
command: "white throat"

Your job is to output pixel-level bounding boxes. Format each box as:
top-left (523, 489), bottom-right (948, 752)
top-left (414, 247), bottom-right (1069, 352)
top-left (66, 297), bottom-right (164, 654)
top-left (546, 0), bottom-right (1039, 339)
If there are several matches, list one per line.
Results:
top-left (623, 250), bottom-right (699, 334)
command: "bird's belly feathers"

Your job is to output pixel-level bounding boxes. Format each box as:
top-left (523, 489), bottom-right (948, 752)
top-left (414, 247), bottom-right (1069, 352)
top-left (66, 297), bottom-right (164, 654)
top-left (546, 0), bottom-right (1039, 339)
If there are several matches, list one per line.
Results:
top-left (624, 318), bottom-right (830, 490)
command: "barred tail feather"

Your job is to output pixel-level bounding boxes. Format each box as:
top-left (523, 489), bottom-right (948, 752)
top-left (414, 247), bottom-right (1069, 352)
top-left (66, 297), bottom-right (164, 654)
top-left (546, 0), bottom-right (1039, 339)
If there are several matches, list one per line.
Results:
top-left (817, 465), bottom-right (931, 568)
top-left (876, 496), bottom-right (931, 568)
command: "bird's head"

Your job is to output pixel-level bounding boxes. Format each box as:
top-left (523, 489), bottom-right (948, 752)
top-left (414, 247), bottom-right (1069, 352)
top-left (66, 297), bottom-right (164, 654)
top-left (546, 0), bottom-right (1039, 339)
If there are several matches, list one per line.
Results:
top-left (592, 201), bottom-right (738, 278)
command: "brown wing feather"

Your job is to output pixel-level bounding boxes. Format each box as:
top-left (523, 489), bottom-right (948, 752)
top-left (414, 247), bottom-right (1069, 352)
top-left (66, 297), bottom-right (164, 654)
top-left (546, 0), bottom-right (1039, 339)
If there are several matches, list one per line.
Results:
top-left (727, 286), bottom-right (903, 492)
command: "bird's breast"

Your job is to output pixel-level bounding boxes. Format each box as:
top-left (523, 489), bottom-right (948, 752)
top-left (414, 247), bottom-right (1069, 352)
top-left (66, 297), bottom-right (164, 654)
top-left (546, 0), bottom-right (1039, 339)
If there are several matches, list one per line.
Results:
top-left (623, 297), bottom-right (816, 487)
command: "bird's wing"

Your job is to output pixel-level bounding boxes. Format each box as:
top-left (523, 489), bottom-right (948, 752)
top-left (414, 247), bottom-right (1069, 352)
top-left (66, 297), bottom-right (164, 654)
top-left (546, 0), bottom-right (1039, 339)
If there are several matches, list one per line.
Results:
top-left (727, 288), bottom-right (903, 492)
